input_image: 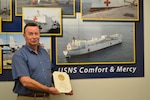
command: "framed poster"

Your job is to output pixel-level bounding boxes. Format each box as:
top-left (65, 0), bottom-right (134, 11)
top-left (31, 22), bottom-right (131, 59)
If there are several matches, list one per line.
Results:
top-left (0, 0), bottom-right (144, 81)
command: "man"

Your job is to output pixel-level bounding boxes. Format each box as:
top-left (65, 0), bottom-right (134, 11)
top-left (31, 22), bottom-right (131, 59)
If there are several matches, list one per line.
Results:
top-left (12, 22), bottom-right (73, 100)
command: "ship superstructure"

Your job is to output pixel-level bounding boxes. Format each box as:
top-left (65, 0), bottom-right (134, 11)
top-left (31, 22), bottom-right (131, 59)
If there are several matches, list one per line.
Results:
top-left (63, 33), bottom-right (122, 58)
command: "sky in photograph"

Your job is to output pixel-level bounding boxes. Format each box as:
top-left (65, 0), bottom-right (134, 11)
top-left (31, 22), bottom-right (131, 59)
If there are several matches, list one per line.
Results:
top-left (0, 34), bottom-right (51, 49)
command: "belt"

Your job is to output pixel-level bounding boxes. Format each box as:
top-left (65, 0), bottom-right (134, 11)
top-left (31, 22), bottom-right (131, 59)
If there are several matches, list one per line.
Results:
top-left (18, 93), bottom-right (49, 97)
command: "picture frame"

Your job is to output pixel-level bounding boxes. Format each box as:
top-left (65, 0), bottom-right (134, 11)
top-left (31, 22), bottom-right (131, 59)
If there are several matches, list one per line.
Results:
top-left (56, 13), bottom-right (135, 65)
top-left (81, 0), bottom-right (139, 21)
top-left (15, 0), bottom-right (76, 17)
top-left (0, 0), bottom-right (12, 21)
top-left (0, 17), bottom-right (1, 32)
top-left (0, 46), bottom-right (2, 74)
top-left (0, 34), bottom-right (52, 69)
top-left (22, 7), bottom-right (62, 36)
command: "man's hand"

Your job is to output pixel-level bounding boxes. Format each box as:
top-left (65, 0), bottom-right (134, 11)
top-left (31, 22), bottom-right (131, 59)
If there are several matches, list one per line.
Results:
top-left (65, 90), bottom-right (73, 95)
top-left (48, 87), bottom-right (61, 95)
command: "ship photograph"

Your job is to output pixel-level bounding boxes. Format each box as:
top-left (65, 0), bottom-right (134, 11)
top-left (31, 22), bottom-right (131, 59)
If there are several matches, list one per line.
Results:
top-left (81, 0), bottom-right (139, 21)
top-left (22, 7), bottom-right (62, 36)
top-left (0, 0), bottom-right (12, 21)
top-left (56, 13), bottom-right (135, 65)
top-left (15, 0), bottom-right (75, 17)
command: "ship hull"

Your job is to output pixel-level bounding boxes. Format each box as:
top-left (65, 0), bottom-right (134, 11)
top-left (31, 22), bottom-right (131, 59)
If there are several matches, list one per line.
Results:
top-left (63, 34), bottom-right (122, 58)
top-left (89, 0), bottom-right (136, 11)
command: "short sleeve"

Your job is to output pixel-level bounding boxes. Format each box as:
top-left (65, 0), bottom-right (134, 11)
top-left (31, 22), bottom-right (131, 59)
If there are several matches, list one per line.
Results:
top-left (12, 54), bottom-right (30, 80)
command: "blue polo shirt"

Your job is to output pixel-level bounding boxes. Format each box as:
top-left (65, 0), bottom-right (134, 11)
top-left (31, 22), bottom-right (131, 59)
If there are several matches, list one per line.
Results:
top-left (12, 44), bottom-right (53, 95)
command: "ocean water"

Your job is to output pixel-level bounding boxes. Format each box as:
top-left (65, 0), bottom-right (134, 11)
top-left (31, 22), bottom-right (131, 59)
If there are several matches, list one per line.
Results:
top-left (57, 22), bottom-right (134, 64)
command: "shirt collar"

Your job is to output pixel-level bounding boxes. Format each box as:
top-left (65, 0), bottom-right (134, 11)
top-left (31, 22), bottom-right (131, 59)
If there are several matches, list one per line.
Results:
top-left (24, 44), bottom-right (42, 53)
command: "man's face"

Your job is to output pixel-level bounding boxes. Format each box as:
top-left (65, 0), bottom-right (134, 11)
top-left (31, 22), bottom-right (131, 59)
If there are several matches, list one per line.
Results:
top-left (24, 26), bottom-right (40, 47)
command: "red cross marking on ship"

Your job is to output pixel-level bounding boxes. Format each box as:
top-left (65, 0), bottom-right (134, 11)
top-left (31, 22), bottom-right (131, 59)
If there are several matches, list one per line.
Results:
top-left (104, 0), bottom-right (111, 6)
top-left (33, 16), bottom-right (38, 21)
top-left (67, 44), bottom-right (71, 50)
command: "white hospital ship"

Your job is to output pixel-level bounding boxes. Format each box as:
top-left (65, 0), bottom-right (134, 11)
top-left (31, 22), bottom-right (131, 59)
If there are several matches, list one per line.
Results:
top-left (63, 33), bottom-right (122, 58)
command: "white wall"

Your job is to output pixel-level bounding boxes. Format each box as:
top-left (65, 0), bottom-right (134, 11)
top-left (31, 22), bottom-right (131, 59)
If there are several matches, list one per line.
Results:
top-left (0, 1), bottom-right (150, 100)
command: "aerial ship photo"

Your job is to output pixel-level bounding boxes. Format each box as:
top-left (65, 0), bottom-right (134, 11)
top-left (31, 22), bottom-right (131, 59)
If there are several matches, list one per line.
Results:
top-left (56, 13), bottom-right (135, 65)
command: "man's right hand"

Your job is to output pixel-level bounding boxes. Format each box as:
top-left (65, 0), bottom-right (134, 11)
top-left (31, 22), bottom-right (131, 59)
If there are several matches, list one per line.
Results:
top-left (48, 87), bottom-right (61, 95)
